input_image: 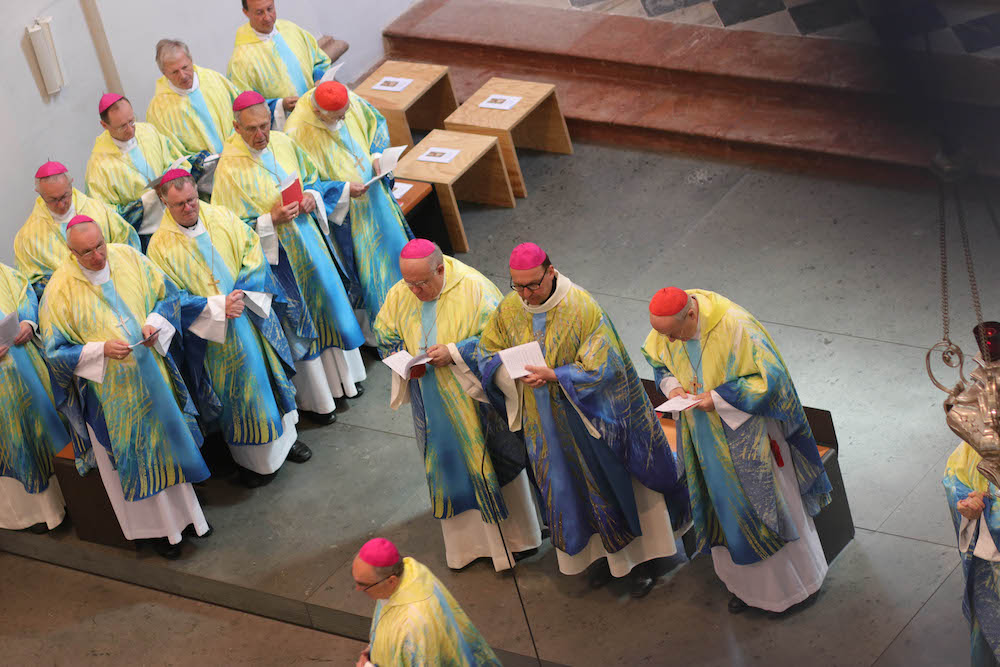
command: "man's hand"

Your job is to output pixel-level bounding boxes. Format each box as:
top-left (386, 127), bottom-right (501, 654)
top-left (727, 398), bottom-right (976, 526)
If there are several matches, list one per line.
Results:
top-left (426, 344), bottom-right (453, 367)
top-left (104, 340), bottom-right (132, 360)
top-left (692, 391), bottom-right (715, 412)
top-left (300, 194), bottom-right (316, 214)
top-left (140, 325), bottom-right (160, 349)
top-left (282, 96), bottom-right (299, 112)
top-left (13, 322), bottom-right (34, 346)
top-left (226, 290), bottom-right (246, 319)
top-left (958, 491), bottom-right (988, 521)
top-left (355, 649), bottom-right (371, 667)
top-left (349, 182), bottom-right (369, 198)
top-left (0, 345), bottom-right (8, 360)
top-left (668, 387), bottom-right (687, 399)
top-left (270, 200), bottom-right (299, 224)
top-left (523, 364), bottom-right (556, 388)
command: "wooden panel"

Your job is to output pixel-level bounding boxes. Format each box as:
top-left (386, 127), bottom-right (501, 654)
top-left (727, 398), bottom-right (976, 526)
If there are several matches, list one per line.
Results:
top-left (381, 108), bottom-right (414, 153)
top-left (445, 77), bottom-right (554, 132)
top-left (452, 143), bottom-right (516, 208)
top-left (444, 123), bottom-right (526, 197)
top-left (510, 93), bottom-right (574, 154)
top-left (394, 130), bottom-right (498, 186)
top-left (433, 183), bottom-right (469, 253)
top-left (394, 178), bottom-right (432, 215)
top-left (405, 72), bottom-right (459, 131)
top-left (353, 60), bottom-right (448, 111)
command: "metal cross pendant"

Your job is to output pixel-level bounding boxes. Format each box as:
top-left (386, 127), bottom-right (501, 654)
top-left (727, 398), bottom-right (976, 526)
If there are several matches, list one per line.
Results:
top-left (114, 311), bottom-right (130, 337)
top-left (690, 376), bottom-right (702, 394)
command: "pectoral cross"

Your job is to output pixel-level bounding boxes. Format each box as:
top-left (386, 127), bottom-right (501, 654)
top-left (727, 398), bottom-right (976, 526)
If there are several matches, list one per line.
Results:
top-left (113, 310), bottom-right (130, 337)
top-left (690, 375), bottom-right (702, 394)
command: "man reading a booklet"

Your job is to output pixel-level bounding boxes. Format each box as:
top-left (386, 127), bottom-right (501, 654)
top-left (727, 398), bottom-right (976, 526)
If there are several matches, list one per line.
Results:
top-left (465, 243), bottom-right (689, 598)
top-left (374, 239), bottom-right (541, 571)
top-left (642, 286), bottom-right (832, 614)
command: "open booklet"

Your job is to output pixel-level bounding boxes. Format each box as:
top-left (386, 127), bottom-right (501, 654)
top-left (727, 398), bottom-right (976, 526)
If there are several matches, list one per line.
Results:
top-left (129, 328), bottom-right (161, 349)
top-left (498, 341), bottom-right (547, 380)
top-left (364, 145), bottom-right (407, 187)
top-left (0, 311), bottom-right (19, 347)
top-left (654, 394), bottom-right (700, 412)
top-left (382, 349), bottom-right (432, 380)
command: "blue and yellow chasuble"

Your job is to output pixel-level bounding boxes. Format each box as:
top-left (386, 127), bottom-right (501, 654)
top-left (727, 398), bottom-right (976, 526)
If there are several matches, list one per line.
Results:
top-left (369, 557), bottom-right (501, 667)
top-left (40, 245), bottom-right (208, 500)
top-left (147, 202), bottom-right (297, 449)
top-left (15, 189), bottom-right (140, 298)
top-left (642, 289), bottom-right (831, 565)
top-left (211, 131), bottom-right (363, 360)
top-left (374, 257), bottom-right (522, 523)
top-left (228, 19), bottom-right (331, 117)
top-left (146, 65), bottom-right (240, 155)
top-left (469, 276), bottom-right (686, 556)
top-left (285, 88), bottom-right (412, 322)
top-left (0, 264), bottom-right (71, 495)
top-left (944, 442), bottom-right (1000, 665)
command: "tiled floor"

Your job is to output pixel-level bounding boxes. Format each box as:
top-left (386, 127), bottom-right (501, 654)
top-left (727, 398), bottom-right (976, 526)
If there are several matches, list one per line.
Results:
top-left (500, 0), bottom-right (1000, 58)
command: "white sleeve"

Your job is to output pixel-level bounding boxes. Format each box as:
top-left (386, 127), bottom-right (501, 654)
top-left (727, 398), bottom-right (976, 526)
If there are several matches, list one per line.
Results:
top-left (711, 390), bottom-right (753, 430)
top-left (304, 188), bottom-right (329, 234)
top-left (75, 342), bottom-right (108, 384)
top-left (255, 213), bottom-right (280, 266)
top-left (139, 190), bottom-right (166, 236)
top-left (973, 515), bottom-right (1000, 561)
top-left (329, 185), bottom-right (350, 226)
top-left (659, 376), bottom-right (682, 396)
top-left (243, 291), bottom-right (273, 318)
top-left (187, 295), bottom-right (228, 344)
top-left (145, 312), bottom-right (176, 356)
top-left (447, 342), bottom-right (488, 404)
top-left (271, 100), bottom-right (288, 131)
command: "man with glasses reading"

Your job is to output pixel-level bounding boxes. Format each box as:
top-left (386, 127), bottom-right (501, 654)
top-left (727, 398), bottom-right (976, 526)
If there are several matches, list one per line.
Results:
top-left (147, 169), bottom-right (311, 488)
top-left (40, 216), bottom-right (211, 559)
top-left (374, 239), bottom-right (541, 572)
top-left (466, 243), bottom-right (689, 598)
top-left (352, 537), bottom-right (500, 666)
top-left (16, 161), bottom-right (139, 299)
top-left (85, 94), bottom-right (191, 244)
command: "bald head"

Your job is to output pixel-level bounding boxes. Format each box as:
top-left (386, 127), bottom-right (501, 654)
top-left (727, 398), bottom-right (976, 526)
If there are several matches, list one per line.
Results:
top-left (67, 222), bottom-right (108, 272)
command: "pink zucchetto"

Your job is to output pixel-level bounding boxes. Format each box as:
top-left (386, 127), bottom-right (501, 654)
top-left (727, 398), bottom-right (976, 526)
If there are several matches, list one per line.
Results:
top-left (358, 538), bottom-right (400, 567)
top-left (98, 93), bottom-right (124, 114)
top-left (66, 214), bottom-right (95, 230)
top-left (35, 161), bottom-right (69, 179)
top-left (233, 91), bottom-right (266, 112)
top-left (400, 238), bottom-right (436, 259)
top-left (509, 242), bottom-right (547, 270)
top-left (160, 169), bottom-right (192, 187)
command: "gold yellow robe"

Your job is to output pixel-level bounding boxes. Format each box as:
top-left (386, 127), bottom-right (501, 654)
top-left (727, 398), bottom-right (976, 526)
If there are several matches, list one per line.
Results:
top-left (146, 65), bottom-right (240, 154)
top-left (84, 123), bottom-right (189, 208)
top-left (227, 19), bottom-right (331, 100)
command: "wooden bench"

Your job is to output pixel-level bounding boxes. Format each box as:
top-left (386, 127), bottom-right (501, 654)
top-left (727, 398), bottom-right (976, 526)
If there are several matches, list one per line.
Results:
top-left (53, 443), bottom-right (134, 549)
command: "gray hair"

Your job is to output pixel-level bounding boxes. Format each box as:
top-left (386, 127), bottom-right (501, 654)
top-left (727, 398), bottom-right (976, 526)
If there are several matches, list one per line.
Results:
top-left (372, 560), bottom-right (404, 579)
top-left (672, 296), bottom-right (693, 321)
top-left (427, 244), bottom-right (444, 271)
top-left (34, 172), bottom-right (71, 191)
top-left (155, 39), bottom-right (191, 72)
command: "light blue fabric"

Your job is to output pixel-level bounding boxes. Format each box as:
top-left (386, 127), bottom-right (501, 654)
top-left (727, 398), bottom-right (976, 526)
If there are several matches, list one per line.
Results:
top-left (188, 90), bottom-right (225, 153)
top-left (271, 33), bottom-right (309, 96)
top-left (127, 146), bottom-right (155, 182)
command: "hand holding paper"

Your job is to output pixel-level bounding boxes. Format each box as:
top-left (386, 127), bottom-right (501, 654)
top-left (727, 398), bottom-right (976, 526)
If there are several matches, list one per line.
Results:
top-left (382, 349), bottom-right (432, 380)
top-left (0, 312), bottom-right (19, 348)
top-left (499, 341), bottom-right (547, 380)
top-left (130, 327), bottom-right (161, 350)
top-left (364, 145), bottom-right (407, 187)
top-left (655, 394), bottom-right (701, 413)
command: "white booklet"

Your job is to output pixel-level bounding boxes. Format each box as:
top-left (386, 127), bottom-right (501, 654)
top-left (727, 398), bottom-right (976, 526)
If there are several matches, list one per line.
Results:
top-left (478, 94), bottom-right (522, 111)
top-left (655, 394), bottom-right (700, 413)
top-left (0, 311), bottom-right (19, 347)
top-left (382, 349), bottom-right (432, 379)
top-left (372, 76), bottom-right (413, 92)
top-left (498, 341), bottom-right (546, 380)
top-left (417, 147), bottom-right (460, 164)
top-left (364, 145), bottom-right (407, 186)
top-left (392, 182), bottom-right (413, 200)
top-left (129, 328), bottom-right (161, 349)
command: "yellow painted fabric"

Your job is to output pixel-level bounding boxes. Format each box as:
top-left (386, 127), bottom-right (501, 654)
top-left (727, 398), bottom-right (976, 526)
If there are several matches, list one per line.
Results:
top-left (228, 19), bottom-right (330, 99)
top-left (946, 442), bottom-right (992, 496)
top-left (374, 257), bottom-right (504, 520)
top-left (85, 123), bottom-right (189, 207)
top-left (147, 65), bottom-right (240, 154)
top-left (15, 189), bottom-right (139, 291)
top-left (370, 558), bottom-right (500, 667)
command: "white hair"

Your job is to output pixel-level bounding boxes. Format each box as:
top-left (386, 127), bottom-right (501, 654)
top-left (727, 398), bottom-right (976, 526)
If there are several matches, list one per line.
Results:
top-left (155, 39), bottom-right (191, 72)
top-left (427, 245), bottom-right (444, 271)
top-left (672, 296), bottom-right (693, 321)
top-left (34, 172), bottom-right (71, 191)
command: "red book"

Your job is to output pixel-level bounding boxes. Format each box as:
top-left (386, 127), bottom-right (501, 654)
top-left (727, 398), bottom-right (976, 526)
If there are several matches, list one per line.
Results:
top-left (280, 175), bottom-right (303, 206)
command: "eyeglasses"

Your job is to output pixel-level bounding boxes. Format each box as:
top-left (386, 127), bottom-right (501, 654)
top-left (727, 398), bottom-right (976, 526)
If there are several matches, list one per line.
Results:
top-left (42, 191), bottom-right (73, 206)
top-left (354, 575), bottom-right (391, 592)
top-left (405, 279), bottom-right (431, 289)
top-left (111, 119), bottom-right (136, 134)
top-left (72, 241), bottom-right (106, 260)
top-left (510, 277), bottom-right (545, 292)
top-left (166, 194), bottom-right (199, 210)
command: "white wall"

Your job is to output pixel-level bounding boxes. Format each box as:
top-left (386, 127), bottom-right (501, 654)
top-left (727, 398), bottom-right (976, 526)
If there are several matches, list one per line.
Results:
top-left (1, 0), bottom-right (417, 264)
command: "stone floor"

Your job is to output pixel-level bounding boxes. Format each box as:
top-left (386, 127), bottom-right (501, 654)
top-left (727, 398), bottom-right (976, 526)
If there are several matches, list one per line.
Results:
top-left (496, 0), bottom-right (1000, 59)
top-left (0, 552), bottom-right (366, 666)
top-left (3, 142), bottom-right (999, 666)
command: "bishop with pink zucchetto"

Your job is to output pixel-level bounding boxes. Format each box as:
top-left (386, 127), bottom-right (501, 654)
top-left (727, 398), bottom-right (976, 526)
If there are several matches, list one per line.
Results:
top-left (466, 243), bottom-right (689, 597)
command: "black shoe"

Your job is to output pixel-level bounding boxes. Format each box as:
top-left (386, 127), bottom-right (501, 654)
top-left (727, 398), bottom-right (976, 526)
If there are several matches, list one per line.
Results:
top-left (728, 594), bottom-right (749, 614)
top-left (150, 538), bottom-right (182, 560)
top-left (629, 569), bottom-right (656, 598)
top-left (587, 560), bottom-right (614, 589)
top-left (238, 466), bottom-right (276, 488)
top-left (25, 522), bottom-right (50, 535)
top-left (513, 547), bottom-right (538, 563)
top-left (347, 384), bottom-right (365, 398)
top-left (286, 441), bottom-right (312, 463)
top-left (301, 410), bottom-right (337, 425)
top-left (183, 524), bottom-right (213, 539)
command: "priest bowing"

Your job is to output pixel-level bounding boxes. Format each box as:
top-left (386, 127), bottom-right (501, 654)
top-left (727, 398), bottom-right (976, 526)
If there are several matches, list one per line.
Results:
top-left (40, 216), bottom-right (212, 559)
top-left (642, 287), bottom-right (832, 614)
top-left (0, 263), bottom-right (67, 533)
top-left (374, 240), bottom-right (541, 571)
top-left (147, 169), bottom-right (311, 488)
top-left (212, 91), bottom-right (365, 425)
top-left (85, 93), bottom-right (191, 242)
top-left (468, 243), bottom-right (689, 598)
top-left (286, 81), bottom-right (411, 330)
top-left (16, 161), bottom-right (139, 298)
